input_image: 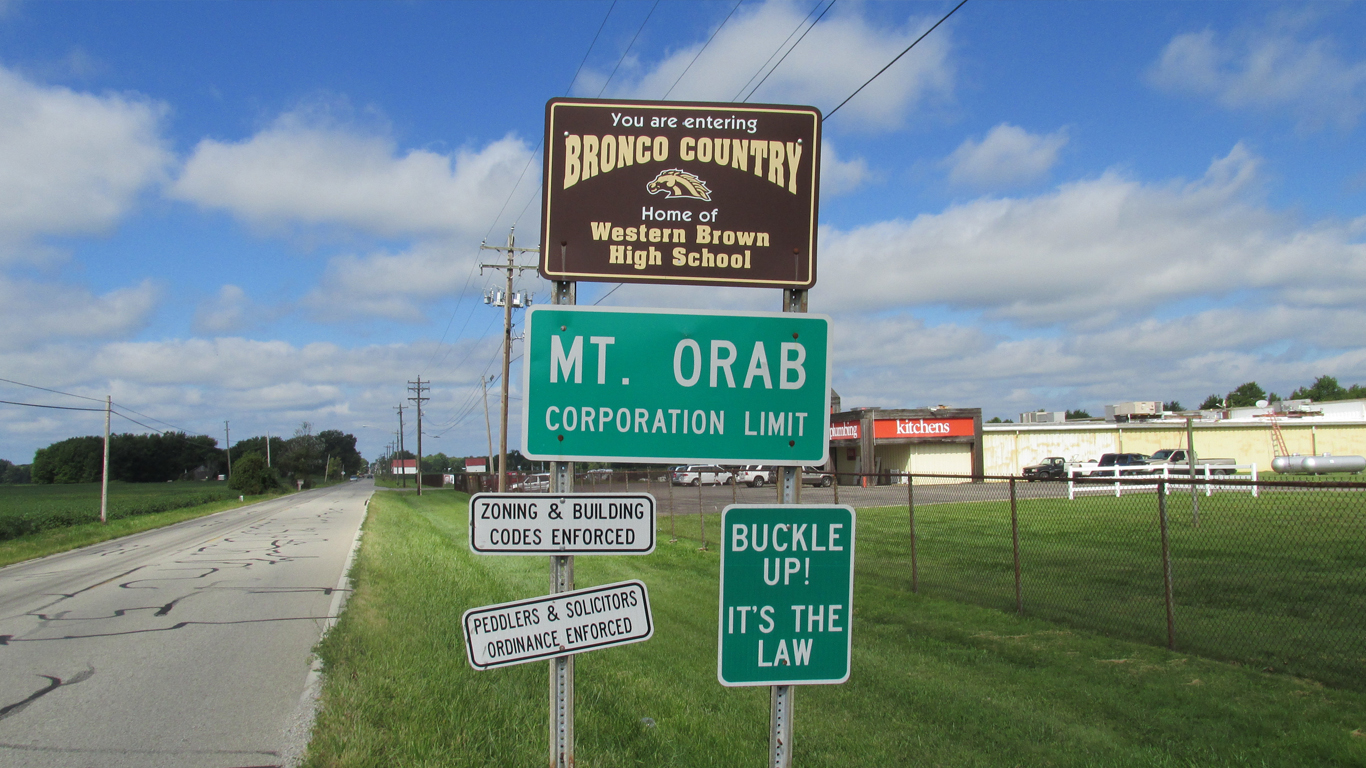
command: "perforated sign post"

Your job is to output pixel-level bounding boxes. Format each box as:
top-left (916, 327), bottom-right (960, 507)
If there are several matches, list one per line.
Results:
top-left (521, 305), bottom-right (831, 466)
top-left (718, 505), bottom-right (856, 686)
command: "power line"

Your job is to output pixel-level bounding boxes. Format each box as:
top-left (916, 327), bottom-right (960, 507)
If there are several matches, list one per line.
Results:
top-left (663, 0), bottom-right (745, 99)
top-left (0, 377), bottom-right (105, 403)
top-left (424, 1), bottom-right (619, 377)
top-left (0, 399), bottom-right (104, 412)
top-left (596, 0), bottom-right (661, 97)
top-left (824, 0), bottom-right (969, 120)
top-left (732, 0), bottom-right (824, 102)
top-left (743, 0), bottom-right (837, 103)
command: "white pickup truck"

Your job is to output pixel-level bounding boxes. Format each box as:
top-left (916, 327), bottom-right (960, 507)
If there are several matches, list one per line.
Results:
top-left (1145, 449), bottom-right (1237, 475)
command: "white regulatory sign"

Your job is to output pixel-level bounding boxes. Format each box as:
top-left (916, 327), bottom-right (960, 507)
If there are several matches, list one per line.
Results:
top-left (468, 492), bottom-right (656, 555)
top-left (462, 580), bottom-right (654, 670)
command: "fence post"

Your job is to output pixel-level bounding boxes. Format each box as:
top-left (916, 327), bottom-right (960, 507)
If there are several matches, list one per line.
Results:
top-left (832, 471), bottom-right (840, 505)
top-left (1158, 481), bottom-right (1176, 650)
top-left (1010, 478), bottom-right (1022, 615)
top-left (908, 475), bottom-right (918, 594)
top-left (1251, 463), bottom-right (1258, 498)
top-left (697, 476), bottom-right (707, 550)
top-left (667, 474), bottom-right (677, 544)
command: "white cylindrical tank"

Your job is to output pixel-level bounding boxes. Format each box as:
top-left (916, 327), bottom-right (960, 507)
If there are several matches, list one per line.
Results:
top-left (1300, 455), bottom-right (1366, 474)
top-left (1271, 454), bottom-right (1366, 474)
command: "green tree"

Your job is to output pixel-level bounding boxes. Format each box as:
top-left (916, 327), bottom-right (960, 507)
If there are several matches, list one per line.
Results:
top-left (1226, 382), bottom-right (1266, 407)
top-left (279, 422), bottom-right (325, 485)
top-left (1065, 409), bottom-right (1091, 420)
top-left (1199, 393), bottom-right (1223, 410)
top-left (0, 460), bottom-right (31, 484)
top-left (32, 436), bottom-right (104, 484)
top-left (231, 435), bottom-right (288, 467)
top-left (1163, 401), bottom-right (1183, 412)
top-left (1291, 375), bottom-right (1349, 402)
top-left (318, 430), bottom-right (364, 474)
top-left (228, 452), bottom-right (280, 495)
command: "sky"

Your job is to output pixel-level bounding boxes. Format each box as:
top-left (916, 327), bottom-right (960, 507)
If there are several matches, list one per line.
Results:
top-left (2, 0), bottom-right (1366, 466)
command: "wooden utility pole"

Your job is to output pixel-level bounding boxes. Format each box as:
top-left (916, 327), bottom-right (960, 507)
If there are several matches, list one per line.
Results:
top-left (101, 395), bottom-right (110, 524)
top-left (479, 227), bottom-right (539, 492)
top-left (408, 377), bottom-right (430, 495)
top-left (395, 403), bottom-right (406, 488)
top-left (482, 374), bottom-right (495, 483)
top-left (224, 420), bottom-right (231, 481)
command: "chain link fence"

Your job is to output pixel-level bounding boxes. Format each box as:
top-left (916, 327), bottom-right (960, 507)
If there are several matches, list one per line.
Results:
top-left (501, 467), bottom-right (1365, 690)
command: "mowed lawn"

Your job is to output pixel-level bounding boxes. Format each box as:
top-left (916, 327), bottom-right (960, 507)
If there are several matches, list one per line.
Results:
top-left (904, 485), bottom-right (1366, 690)
top-left (303, 491), bottom-right (1366, 767)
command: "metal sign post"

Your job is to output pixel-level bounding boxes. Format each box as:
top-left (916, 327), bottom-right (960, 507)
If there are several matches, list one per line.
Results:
top-left (550, 279), bottom-right (575, 768)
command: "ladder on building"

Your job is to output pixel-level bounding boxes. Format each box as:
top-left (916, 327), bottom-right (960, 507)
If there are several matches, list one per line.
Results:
top-left (1269, 412), bottom-right (1290, 457)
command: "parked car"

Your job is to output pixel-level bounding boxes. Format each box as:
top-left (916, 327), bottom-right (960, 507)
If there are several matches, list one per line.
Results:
top-left (512, 473), bottom-right (550, 492)
top-left (1088, 453), bottom-right (1150, 476)
top-left (800, 467), bottom-right (833, 487)
top-left (757, 467), bottom-right (834, 486)
top-left (734, 465), bottom-right (772, 487)
top-left (671, 465), bottom-right (734, 486)
top-left (1022, 457), bottom-right (1068, 480)
top-left (1144, 449), bottom-right (1237, 475)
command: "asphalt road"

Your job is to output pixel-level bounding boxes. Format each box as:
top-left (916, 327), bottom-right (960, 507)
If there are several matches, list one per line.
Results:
top-left (0, 480), bottom-right (372, 768)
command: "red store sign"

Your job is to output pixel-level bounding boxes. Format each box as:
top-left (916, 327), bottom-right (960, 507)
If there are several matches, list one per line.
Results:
top-left (829, 421), bottom-right (861, 440)
top-left (873, 418), bottom-right (973, 439)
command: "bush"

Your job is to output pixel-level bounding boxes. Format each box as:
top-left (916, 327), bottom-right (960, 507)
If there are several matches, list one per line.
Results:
top-left (229, 453), bottom-right (280, 496)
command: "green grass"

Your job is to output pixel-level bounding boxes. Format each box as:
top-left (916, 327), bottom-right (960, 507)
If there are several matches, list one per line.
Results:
top-left (0, 480), bottom-right (295, 567)
top-left (303, 491), bottom-right (1366, 767)
top-left (0, 480), bottom-right (239, 539)
top-left (905, 488), bottom-right (1366, 690)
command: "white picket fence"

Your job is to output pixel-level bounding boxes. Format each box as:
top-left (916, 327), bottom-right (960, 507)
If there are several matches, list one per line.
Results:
top-left (1067, 464), bottom-right (1259, 500)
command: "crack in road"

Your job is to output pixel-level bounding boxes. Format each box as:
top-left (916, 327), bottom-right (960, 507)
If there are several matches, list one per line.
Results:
top-left (0, 668), bottom-right (94, 722)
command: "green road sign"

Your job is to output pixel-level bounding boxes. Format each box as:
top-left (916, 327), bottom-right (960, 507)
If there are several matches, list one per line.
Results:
top-left (521, 306), bottom-right (830, 465)
top-left (717, 504), bottom-right (855, 686)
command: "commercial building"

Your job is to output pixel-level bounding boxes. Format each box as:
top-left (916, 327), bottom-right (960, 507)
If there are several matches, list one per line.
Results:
top-left (828, 404), bottom-right (984, 484)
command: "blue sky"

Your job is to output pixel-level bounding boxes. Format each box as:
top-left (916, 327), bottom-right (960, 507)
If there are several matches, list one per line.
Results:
top-left (2, 0), bottom-right (1365, 465)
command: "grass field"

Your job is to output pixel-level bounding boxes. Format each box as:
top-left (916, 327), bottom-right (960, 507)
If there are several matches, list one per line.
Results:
top-left (0, 481), bottom-right (270, 567)
top-left (906, 487), bottom-right (1366, 691)
top-left (302, 490), bottom-right (1366, 767)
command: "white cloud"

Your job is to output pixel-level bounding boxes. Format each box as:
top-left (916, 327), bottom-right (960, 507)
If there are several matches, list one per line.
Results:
top-left (301, 240), bottom-right (488, 322)
top-left (817, 144), bottom-right (1366, 325)
top-left (944, 124), bottom-right (1068, 189)
top-left (820, 141), bottom-right (872, 196)
top-left (586, 0), bottom-right (955, 129)
top-left (0, 276), bottom-right (159, 351)
top-left (170, 109), bottom-right (537, 238)
top-left (1148, 26), bottom-right (1366, 130)
top-left (0, 65), bottom-right (170, 258)
top-left (192, 284), bottom-right (292, 335)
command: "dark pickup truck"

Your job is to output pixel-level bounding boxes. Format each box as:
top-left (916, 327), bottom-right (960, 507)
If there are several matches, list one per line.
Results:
top-left (1089, 453), bottom-right (1150, 476)
top-left (1023, 457), bottom-right (1068, 480)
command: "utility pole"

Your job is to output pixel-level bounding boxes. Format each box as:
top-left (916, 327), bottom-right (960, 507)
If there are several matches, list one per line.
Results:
top-left (480, 226), bottom-right (539, 492)
top-left (395, 403), bottom-right (406, 488)
top-left (408, 377), bottom-right (430, 496)
top-left (482, 374), bottom-right (495, 484)
top-left (224, 420), bottom-right (231, 481)
top-left (101, 395), bottom-right (110, 524)
top-left (266, 429), bottom-right (272, 468)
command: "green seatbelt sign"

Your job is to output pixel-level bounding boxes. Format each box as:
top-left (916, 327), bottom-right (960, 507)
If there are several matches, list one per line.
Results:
top-left (717, 504), bottom-right (855, 686)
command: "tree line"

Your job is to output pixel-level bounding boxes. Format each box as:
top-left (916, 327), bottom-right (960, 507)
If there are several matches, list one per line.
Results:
top-left (1199, 375), bottom-right (1366, 410)
top-left (17, 422), bottom-right (364, 487)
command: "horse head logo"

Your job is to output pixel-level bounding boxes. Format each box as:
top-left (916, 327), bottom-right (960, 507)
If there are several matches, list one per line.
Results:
top-left (646, 169), bottom-right (712, 202)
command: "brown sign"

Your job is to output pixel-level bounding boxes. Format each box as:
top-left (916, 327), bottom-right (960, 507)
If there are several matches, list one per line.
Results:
top-left (540, 98), bottom-right (821, 289)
